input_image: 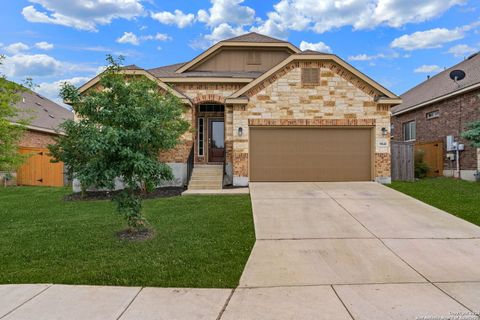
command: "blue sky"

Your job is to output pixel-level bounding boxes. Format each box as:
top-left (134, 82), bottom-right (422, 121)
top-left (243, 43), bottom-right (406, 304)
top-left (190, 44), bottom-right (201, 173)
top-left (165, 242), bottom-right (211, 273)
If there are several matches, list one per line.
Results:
top-left (0, 0), bottom-right (479, 105)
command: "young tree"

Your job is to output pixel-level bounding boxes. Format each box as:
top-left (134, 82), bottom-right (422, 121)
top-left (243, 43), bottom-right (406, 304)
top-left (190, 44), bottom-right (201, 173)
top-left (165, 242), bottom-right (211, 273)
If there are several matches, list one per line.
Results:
top-left (462, 121), bottom-right (480, 148)
top-left (49, 56), bottom-right (189, 231)
top-left (0, 56), bottom-right (28, 171)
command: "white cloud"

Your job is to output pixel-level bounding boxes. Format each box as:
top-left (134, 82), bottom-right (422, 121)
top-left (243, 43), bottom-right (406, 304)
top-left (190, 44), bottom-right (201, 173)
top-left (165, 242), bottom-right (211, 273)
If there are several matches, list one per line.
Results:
top-left (151, 10), bottom-right (195, 28)
top-left (191, 23), bottom-right (246, 50)
top-left (117, 32), bottom-right (172, 46)
top-left (197, 0), bottom-right (255, 27)
top-left (348, 54), bottom-right (374, 61)
top-left (447, 44), bottom-right (477, 57)
top-left (391, 28), bottom-right (464, 50)
top-left (0, 53), bottom-right (62, 77)
top-left (348, 52), bottom-right (400, 61)
top-left (141, 33), bottom-right (171, 41)
top-left (299, 40), bottom-right (331, 53)
top-left (37, 76), bottom-right (91, 105)
top-left (35, 41), bottom-right (54, 50)
top-left (22, 0), bottom-right (144, 31)
top-left (3, 42), bottom-right (30, 55)
top-left (254, 0), bottom-right (465, 37)
top-left (116, 32), bottom-right (140, 45)
top-left (414, 65), bottom-right (443, 73)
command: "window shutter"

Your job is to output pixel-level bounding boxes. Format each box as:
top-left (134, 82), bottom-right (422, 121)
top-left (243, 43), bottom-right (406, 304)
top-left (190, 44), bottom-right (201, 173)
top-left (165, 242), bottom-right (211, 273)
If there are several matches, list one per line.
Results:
top-left (301, 68), bottom-right (320, 85)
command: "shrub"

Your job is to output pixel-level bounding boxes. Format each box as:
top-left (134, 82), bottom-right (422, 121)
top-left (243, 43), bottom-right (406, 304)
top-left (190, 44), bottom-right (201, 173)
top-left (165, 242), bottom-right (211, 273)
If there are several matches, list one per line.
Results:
top-left (414, 149), bottom-right (429, 179)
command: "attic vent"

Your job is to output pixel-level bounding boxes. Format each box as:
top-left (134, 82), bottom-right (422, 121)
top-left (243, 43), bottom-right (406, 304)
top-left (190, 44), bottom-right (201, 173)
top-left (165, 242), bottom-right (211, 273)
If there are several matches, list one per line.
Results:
top-left (247, 51), bottom-right (261, 65)
top-left (301, 68), bottom-right (320, 85)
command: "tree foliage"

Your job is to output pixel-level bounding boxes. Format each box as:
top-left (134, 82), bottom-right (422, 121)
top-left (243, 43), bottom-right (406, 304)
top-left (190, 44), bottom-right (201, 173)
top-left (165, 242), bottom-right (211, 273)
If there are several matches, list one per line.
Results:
top-left (461, 121), bottom-right (480, 148)
top-left (0, 56), bottom-right (28, 171)
top-left (49, 56), bottom-right (190, 230)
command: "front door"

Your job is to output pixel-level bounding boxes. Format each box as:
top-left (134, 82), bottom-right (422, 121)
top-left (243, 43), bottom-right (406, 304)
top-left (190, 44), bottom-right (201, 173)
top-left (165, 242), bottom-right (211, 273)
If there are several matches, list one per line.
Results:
top-left (208, 119), bottom-right (225, 163)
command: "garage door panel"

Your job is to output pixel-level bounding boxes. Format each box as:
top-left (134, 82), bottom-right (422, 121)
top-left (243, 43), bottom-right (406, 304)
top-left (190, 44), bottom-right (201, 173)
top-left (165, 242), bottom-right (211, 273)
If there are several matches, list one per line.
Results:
top-left (250, 127), bottom-right (372, 182)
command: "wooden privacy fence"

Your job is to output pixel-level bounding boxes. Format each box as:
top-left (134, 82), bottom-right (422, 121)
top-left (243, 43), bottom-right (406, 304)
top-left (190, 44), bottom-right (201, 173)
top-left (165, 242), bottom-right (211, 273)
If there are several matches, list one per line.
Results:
top-left (415, 140), bottom-right (444, 177)
top-left (16, 147), bottom-right (64, 187)
top-left (391, 141), bottom-right (414, 181)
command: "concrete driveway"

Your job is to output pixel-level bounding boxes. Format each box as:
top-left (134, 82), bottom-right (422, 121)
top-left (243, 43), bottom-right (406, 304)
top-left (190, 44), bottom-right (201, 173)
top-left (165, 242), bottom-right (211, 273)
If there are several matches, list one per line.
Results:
top-left (228, 182), bottom-right (480, 320)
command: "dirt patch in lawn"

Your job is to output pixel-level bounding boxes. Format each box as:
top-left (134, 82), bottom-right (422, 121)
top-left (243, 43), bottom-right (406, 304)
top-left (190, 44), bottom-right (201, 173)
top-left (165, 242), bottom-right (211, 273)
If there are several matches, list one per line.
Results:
top-left (116, 228), bottom-right (156, 241)
top-left (64, 186), bottom-right (185, 201)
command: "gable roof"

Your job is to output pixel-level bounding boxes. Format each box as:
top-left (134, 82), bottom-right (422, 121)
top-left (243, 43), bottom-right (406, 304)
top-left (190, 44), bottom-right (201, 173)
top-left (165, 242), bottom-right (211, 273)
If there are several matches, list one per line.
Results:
top-left (76, 67), bottom-right (192, 106)
top-left (148, 62), bottom-right (262, 80)
top-left (175, 33), bottom-right (300, 74)
top-left (225, 32), bottom-right (288, 43)
top-left (228, 53), bottom-right (400, 100)
top-left (392, 52), bottom-right (480, 115)
top-left (11, 89), bottom-right (73, 133)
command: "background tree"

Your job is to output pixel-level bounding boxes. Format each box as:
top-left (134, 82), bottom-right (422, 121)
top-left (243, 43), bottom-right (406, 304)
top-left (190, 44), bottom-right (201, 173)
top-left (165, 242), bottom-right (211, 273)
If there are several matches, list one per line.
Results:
top-left (0, 56), bottom-right (28, 172)
top-left (462, 121), bottom-right (480, 148)
top-left (49, 56), bottom-right (190, 231)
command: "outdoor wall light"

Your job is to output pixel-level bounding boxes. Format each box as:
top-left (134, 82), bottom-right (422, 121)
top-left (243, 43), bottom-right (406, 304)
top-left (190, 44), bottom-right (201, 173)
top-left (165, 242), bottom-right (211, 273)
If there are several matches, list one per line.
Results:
top-left (381, 127), bottom-right (388, 136)
top-left (238, 127), bottom-right (243, 136)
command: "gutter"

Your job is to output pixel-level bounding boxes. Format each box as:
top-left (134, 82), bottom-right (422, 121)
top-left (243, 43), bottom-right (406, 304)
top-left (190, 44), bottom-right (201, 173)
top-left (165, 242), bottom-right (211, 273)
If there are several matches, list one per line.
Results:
top-left (10, 122), bottom-right (65, 135)
top-left (393, 82), bottom-right (480, 116)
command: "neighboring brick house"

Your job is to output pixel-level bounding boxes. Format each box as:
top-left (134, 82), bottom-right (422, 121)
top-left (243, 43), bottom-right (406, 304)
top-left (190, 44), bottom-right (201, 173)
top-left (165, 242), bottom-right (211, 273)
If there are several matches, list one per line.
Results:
top-left (6, 89), bottom-right (73, 186)
top-left (78, 32), bottom-right (401, 189)
top-left (392, 52), bottom-right (480, 181)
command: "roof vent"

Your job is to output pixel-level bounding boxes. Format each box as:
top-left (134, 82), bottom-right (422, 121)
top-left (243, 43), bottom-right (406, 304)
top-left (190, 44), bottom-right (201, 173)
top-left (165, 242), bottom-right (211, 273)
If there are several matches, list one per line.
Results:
top-left (49, 114), bottom-right (55, 118)
top-left (35, 102), bottom-right (42, 106)
top-left (467, 52), bottom-right (478, 60)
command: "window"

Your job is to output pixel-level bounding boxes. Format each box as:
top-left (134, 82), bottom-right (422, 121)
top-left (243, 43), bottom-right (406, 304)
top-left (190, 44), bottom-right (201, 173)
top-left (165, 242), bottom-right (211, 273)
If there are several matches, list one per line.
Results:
top-left (199, 104), bottom-right (224, 112)
top-left (301, 68), bottom-right (320, 85)
top-left (403, 121), bottom-right (416, 141)
top-left (426, 110), bottom-right (440, 119)
top-left (247, 51), bottom-right (261, 65)
top-left (198, 118), bottom-right (204, 156)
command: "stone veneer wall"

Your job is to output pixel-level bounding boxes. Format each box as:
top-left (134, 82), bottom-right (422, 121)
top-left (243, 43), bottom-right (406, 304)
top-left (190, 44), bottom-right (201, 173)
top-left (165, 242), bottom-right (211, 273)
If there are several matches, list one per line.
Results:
top-left (231, 60), bottom-right (393, 186)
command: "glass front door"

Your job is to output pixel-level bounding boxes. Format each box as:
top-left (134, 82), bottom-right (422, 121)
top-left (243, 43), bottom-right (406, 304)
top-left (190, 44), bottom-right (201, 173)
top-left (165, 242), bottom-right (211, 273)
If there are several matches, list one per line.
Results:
top-left (208, 119), bottom-right (225, 163)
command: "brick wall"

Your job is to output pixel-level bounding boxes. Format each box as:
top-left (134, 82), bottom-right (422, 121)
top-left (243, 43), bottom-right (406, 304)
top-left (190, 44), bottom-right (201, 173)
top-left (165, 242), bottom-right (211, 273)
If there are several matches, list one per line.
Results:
top-left (19, 130), bottom-right (56, 148)
top-left (392, 88), bottom-right (480, 170)
top-left (231, 60), bottom-right (393, 183)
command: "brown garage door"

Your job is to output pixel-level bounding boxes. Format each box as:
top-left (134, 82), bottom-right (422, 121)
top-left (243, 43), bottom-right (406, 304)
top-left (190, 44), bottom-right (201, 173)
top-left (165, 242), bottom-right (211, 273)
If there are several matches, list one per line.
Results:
top-left (249, 127), bottom-right (373, 182)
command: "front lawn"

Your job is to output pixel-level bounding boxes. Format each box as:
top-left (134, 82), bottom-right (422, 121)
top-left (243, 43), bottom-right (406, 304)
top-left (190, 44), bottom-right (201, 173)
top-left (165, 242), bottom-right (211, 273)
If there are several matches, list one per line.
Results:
top-left (0, 187), bottom-right (255, 288)
top-left (389, 177), bottom-right (480, 226)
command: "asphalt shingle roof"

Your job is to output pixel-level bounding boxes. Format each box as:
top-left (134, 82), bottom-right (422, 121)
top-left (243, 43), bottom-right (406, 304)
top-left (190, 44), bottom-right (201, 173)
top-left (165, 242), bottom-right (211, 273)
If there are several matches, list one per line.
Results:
top-left (392, 52), bottom-right (480, 114)
top-left (147, 63), bottom-right (262, 79)
top-left (222, 32), bottom-right (287, 43)
top-left (12, 89), bottom-right (73, 132)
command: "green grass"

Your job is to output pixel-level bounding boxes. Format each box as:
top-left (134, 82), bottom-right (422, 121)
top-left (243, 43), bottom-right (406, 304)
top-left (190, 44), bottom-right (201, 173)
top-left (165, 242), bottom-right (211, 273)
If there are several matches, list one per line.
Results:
top-left (0, 187), bottom-right (255, 288)
top-left (389, 177), bottom-right (480, 226)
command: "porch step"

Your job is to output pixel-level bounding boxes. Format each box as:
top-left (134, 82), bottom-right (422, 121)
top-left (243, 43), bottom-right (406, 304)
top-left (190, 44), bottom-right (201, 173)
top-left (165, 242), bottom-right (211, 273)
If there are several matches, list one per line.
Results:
top-left (188, 165), bottom-right (224, 190)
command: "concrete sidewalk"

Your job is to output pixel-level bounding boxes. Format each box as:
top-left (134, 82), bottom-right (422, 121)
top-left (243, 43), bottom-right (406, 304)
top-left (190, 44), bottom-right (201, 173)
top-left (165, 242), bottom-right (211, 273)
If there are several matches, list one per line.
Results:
top-left (0, 284), bottom-right (233, 320)
top-left (2, 182), bottom-right (480, 320)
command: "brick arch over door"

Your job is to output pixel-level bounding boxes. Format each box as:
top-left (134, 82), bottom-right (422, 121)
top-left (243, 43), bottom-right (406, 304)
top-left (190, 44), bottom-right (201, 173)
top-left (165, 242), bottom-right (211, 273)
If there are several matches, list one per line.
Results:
top-left (192, 94), bottom-right (225, 105)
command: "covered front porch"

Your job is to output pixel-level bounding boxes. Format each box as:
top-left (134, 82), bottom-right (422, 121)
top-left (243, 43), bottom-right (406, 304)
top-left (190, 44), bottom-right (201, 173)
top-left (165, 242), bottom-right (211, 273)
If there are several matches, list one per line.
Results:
top-left (188, 103), bottom-right (233, 190)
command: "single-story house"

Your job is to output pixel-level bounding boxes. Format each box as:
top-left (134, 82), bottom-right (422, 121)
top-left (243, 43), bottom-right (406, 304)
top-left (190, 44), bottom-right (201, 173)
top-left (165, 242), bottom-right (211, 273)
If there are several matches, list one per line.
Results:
top-left (7, 88), bottom-right (73, 186)
top-left (392, 52), bottom-right (480, 181)
top-left (77, 32), bottom-right (401, 189)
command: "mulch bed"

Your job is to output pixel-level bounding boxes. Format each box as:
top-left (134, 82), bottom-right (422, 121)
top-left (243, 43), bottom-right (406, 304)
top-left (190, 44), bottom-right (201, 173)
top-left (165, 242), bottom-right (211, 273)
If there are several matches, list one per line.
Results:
top-left (115, 228), bottom-right (156, 241)
top-left (64, 186), bottom-right (185, 201)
